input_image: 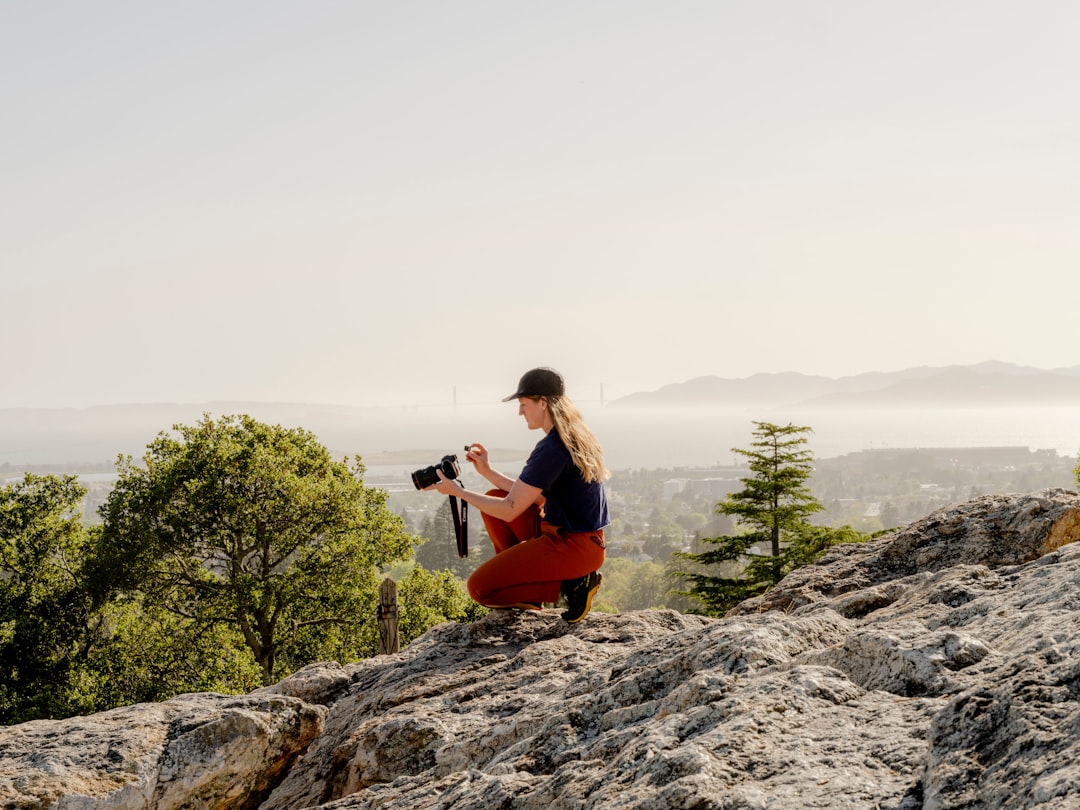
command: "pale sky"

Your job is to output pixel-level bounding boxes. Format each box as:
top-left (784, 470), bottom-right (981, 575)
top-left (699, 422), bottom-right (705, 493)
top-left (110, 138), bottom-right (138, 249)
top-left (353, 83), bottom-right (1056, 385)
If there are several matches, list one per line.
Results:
top-left (4, 1), bottom-right (1079, 410)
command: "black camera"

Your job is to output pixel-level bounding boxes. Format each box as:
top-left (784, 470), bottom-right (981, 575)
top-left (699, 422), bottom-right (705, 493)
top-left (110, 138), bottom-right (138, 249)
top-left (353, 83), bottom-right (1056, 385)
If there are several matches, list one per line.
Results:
top-left (411, 454), bottom-right (461, 490)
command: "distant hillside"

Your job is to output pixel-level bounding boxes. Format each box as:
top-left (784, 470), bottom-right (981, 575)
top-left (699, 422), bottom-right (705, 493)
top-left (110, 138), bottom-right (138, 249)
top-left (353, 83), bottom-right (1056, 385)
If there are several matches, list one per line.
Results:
top-left (612, 361), bottom-right (1080, 408)
top-left (5, 361), bottom-right (1080, 469)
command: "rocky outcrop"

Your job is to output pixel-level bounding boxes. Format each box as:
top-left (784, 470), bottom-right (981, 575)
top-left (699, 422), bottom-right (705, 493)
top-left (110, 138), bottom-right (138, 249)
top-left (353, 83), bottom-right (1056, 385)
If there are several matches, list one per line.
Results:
top-left (0, 693), bottom-right (324, 809)
top-left (3, 489), bottom-right (1080, 809)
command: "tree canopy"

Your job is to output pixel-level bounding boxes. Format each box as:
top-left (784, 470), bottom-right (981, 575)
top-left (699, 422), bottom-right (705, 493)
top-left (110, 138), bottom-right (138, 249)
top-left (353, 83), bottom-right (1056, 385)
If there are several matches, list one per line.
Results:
top-left (0, 474), bottom-right (98, 722)
top-left (96, 413), bottom-right (416, 684)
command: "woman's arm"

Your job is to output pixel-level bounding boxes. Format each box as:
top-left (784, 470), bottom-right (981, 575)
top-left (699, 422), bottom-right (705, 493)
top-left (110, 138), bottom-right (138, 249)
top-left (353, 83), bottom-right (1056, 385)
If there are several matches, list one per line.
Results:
top-left (464, 442), bottom-right (516, 491)
top-left (479, 467), bottom-right (516, 491)
top-left (428, 472), bottom-right (541, 523)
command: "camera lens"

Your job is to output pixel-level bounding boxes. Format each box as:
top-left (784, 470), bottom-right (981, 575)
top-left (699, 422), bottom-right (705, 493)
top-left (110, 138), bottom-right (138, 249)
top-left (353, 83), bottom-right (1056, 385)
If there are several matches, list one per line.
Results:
top-left (411, 453), bottom-right (460, 489)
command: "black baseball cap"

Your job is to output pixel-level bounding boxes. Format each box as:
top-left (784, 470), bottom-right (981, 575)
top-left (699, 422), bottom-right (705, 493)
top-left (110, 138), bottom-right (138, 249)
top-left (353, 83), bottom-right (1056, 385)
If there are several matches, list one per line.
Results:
top-left (502, 367), bottom-right (565, 402)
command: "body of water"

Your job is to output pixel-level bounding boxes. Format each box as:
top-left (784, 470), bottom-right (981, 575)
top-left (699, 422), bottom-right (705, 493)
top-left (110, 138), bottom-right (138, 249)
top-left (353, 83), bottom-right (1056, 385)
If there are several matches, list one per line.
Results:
top-left (2, 402), bottom-right (1078, 473)
top-left (592, 404), bottom-right (1080, 469)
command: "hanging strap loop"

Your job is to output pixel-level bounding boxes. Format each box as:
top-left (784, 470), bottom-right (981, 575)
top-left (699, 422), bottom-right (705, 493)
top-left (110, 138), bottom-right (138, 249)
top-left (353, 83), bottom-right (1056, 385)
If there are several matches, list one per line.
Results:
top-left (449, 495), bottom-right (468, 558)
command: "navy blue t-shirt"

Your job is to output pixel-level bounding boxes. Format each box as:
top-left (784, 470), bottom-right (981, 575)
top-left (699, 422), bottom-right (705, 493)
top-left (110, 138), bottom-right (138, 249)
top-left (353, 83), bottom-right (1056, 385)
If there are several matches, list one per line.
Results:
top-left (518, 430), bottom-right (609, 532)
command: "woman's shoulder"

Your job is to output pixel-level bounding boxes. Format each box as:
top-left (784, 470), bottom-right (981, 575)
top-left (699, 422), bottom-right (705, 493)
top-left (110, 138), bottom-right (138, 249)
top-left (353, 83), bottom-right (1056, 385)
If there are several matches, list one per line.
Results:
top-left (528, 430), bottom-right (570, 463)
top-left (538, 429), bottom-right (570, 452)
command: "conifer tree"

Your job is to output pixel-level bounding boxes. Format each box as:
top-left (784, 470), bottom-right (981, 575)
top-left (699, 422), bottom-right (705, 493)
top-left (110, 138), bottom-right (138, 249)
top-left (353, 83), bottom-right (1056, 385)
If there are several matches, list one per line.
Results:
top-left (674, 421), bottom-right (859, 615)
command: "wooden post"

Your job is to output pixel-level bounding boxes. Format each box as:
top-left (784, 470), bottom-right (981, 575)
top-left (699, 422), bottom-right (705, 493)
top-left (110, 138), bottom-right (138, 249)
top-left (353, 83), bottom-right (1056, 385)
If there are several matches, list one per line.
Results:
top-left (377, 577), bottom-right (399, 655)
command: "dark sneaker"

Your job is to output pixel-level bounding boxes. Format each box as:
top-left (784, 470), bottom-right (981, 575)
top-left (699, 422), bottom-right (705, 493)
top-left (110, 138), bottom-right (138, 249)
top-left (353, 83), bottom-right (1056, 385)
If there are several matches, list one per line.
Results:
top-left (561, 571), bottom-right (602, 623)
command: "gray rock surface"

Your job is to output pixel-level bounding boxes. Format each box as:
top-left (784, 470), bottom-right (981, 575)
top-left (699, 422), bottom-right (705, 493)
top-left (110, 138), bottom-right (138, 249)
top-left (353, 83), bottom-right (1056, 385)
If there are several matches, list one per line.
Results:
top-left (3, 488), bottom-right (1080, 809)
top-left (0, 693), bottom-right (324, 808)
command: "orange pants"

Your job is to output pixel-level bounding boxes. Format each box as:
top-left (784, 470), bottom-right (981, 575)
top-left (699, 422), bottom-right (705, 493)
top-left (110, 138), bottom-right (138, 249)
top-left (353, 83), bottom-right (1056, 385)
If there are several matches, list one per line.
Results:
top-left (467, 489), bottom-right (606, 607)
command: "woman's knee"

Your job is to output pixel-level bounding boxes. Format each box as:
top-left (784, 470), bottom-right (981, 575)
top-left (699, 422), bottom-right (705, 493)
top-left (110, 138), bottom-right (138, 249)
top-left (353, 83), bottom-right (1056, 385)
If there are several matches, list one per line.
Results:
top-left (466, 570), bottom-right (487, 604)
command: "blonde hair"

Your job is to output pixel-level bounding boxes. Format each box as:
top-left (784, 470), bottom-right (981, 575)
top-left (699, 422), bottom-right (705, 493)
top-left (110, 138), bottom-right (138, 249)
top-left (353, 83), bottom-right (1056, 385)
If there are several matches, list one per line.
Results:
top-left (543, 395), bottom-right (610, 483)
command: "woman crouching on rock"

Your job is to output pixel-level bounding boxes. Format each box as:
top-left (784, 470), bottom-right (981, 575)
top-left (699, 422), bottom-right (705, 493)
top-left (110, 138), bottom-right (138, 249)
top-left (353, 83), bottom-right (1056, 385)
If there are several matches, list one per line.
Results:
top-left (426, 367), bottom-right (609, 623)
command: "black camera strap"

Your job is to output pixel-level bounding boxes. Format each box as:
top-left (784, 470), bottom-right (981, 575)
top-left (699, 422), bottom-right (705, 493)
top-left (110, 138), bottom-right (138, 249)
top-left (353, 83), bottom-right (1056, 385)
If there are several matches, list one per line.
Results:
top-left (450, 495), bottom-right (468, 557)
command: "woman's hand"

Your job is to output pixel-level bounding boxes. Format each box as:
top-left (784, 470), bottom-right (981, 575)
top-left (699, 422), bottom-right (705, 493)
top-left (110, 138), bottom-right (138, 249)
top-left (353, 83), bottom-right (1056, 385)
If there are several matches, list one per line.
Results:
top-left (424, 469), bottom-right (465, 497)
top-left (464, 442), bottom-right (492, 475)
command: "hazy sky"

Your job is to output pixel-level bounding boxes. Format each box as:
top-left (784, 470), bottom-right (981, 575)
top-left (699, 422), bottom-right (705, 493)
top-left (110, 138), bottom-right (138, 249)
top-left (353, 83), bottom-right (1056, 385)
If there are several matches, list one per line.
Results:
top-left (4, 1), bottom-right (1079, 410)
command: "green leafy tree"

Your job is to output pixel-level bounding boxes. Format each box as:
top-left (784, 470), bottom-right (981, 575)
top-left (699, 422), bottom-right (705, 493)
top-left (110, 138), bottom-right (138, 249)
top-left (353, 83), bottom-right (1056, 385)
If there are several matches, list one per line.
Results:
top-left (396, 566), bottom-right (487, 641)
top-left (0, 474), bottom-right (99, 723)
top-left (0, 473), bottom-right (259, 722)
top-left (83, 596), bottom-right (263, 709)
top-left (674, 421), bottom-right (863, 615)
top-left (96, 414), bottom-right (416, 685)
top-left (593, 558), bottom-right (673, 612)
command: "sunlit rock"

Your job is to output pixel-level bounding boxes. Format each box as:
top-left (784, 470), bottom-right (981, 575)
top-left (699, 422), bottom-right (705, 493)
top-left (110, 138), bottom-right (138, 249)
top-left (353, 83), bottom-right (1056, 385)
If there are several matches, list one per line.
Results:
top-left (3, 489), bottom-right (1079, 809)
